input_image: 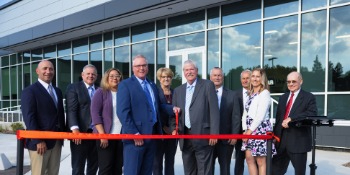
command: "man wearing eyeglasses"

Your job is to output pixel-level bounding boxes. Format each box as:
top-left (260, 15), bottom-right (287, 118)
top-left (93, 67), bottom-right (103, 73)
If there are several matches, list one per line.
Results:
top-left (272, 71), bottom-right (317, 175)
top-left (117, 55), bottom-right (177, 175)
top-left (66, 64), bottom-right (98, 175)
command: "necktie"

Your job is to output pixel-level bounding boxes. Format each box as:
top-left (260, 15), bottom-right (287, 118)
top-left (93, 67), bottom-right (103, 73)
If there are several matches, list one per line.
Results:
top-left (284, 92), bottom-right (295, 119)
top-left (185, 85), bottom-right (194, 128)
top-left (143, 80), bottom-right (157, 124)
top-left (88, 86), bottom-right (95, 99)
top-left (216, 90), bottom-right (220, 109)
top-left (48, 85), bottom-right (57, 108)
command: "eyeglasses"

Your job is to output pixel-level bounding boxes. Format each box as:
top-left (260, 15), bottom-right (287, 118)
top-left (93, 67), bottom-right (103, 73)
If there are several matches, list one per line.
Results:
top-left (109, 75), bottom-right (121, 79)
top-left (286, 80), bottom-right (297, 84)
top-left (133, 64), bottom-right (148, 68)
top-left (161, 76), bottom-right (172, 79)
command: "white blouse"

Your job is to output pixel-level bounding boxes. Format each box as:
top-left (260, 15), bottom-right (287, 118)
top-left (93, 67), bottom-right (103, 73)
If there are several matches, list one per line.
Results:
top-left (110, 91), bottom-right (122, 134)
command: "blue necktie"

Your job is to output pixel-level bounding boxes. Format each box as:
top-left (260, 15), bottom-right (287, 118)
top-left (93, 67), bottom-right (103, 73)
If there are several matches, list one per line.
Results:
top-left (185, 85), bottom-right (194, 128)
top-left (88, 86), bottom-right (95, 99)
top-left (143, 80), bottom-right (157, 124)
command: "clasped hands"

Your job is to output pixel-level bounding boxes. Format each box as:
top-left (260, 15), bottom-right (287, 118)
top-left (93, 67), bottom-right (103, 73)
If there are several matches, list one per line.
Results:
top-left (282, 117), bottom-right (291, 128)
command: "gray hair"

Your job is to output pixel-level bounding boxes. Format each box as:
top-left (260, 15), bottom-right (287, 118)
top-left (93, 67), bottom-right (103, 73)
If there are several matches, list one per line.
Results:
top-left (240, 69), bottom-right (251, 78)
top-left (210, 67), bottom-right (223, 76)
top-left (183, 59), bottom-right (198, 70)
top-left (132, 55), bottom-right (148, 65)
top-left (82, 64), bottom-right (97, 74)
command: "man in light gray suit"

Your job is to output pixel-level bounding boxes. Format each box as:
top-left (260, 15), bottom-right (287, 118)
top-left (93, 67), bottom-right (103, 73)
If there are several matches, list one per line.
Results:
top-left (172, 60), bottom-right (220, 175)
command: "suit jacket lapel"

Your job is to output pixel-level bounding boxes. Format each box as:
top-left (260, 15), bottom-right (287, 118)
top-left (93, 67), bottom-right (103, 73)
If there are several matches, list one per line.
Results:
top-left (220, 88), bottom-right (227, 113)
top-left (80, 81), bottom-right (91, 103)
top-left (190, 78), bottom-right (202, 106)
top-left (35, 81), bottom-right (58, 112)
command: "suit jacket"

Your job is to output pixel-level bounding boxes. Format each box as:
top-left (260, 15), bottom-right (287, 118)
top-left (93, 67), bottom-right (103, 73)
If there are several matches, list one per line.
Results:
top-left (274, 89), bottom-right (317, 153)
top-left (117, 75), bottom-right (163, 142)
top-left (66, 81), bottom-right (95, 132)
top-left (90, 88), bottom-right (114, 134)
top-left (219, 87), bottom-right (241, 144)
top-left (172, 78), bottom-right (220, 150)
top-left (21, 81), bottom-right (65, 151)
top-left (233, 88), bottom-right (244, 134)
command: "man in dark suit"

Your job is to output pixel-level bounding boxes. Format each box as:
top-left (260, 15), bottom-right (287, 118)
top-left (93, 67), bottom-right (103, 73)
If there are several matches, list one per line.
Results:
top-left (66, 64), bottom-right (98, 175)
top-left (234, 69), bottom-right (251, 175)
top-left (117, 55), bottom-right (175, 175)
top-left (210, 67), bottom-right (241, 175)
top-left (272, 71), bottom-right (317, 175)
top-left (21, 60), bottom-right (65, 175)
top-left (172, 59), bottom-right (220, 175)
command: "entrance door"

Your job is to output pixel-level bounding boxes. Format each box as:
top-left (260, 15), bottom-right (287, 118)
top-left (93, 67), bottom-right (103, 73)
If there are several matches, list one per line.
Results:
top-left (166, 47), bottom-right (206, 88)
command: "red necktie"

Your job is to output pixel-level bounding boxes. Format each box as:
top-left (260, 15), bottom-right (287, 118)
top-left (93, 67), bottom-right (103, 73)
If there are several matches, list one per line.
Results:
top-left (284, 93), bottom-right (294, 119)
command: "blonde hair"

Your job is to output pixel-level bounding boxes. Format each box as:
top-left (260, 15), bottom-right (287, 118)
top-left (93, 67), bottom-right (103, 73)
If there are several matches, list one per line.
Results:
top-left (156, 67), bottom-right (174, 81)
top-left (249, 68), bottom-right (269, 94)
top-left (100, 68), bottom-right (123, 91)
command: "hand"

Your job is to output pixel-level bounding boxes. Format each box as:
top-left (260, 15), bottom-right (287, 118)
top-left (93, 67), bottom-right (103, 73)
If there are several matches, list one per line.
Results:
top-left (100, 139), bottom-right (108, 148)
top-left (134, 133), bottom-right (144, 146)
top-left (242, 129), bottom-right (252, 143)
top-left (209, 139), bottom-right (217, 146)
top-left (173, 106), bottom-right (181, 114)
top-left (163, 126), bottom-right (172, 135)
top-left (228, 139), bottom-right (237, 145)
top-left (282, 117), bottom-right (291, 128)
top-left (172, 130), bottom-right (177, 135)
top-left (72, 129), bottom-right (81, 145)
top-left (36, 141), bottom-right (47, 155)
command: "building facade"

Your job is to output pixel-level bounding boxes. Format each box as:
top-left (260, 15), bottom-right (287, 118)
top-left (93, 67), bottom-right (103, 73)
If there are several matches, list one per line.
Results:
top-left (1, 0), bottom-right (350, 147)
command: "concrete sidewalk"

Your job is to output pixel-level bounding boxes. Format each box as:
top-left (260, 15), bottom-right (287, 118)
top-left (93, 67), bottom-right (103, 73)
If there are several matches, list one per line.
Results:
top-left (1, 133), bottom-right (349, 174)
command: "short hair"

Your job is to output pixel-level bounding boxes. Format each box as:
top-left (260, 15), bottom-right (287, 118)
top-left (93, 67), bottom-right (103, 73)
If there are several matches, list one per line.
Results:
top-left (287, 71), bottom-right (303, 81)
top-left (210, 67), bottom-right (223, 76)
top-left (100, 68), bottom-right (123, 91)
top-left (132, 55), bottom-right (148, 65)
top-left (249, 68), bottom-right (269, 93)
top-left (156, 67), bottom-right (174, 81)
top-left (240, 69), bottom-right (251, 78)
top-left (82, 64), bottom-right (97, 74)
top-left (183, 59), bottom-right (198, 70)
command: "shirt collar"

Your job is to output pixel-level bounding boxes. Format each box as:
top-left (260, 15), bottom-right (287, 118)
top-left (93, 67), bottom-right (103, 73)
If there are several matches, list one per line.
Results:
top-left (217, 86), bottom-right (223, 94)
top-left (186, 78), bottom-right (197, 88)
top-left (135, 76), bottom-right (147, 85)
top-left (290, 88), bottom-right (301, 97)
top-left (83, 81), bottom-right (95, 89)
top-left (38, 78), bottom-right (52, 89)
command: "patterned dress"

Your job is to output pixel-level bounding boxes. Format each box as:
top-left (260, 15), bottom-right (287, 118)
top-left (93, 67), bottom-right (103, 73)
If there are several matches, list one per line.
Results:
top-left (241, 92), bottom-right (277, 156)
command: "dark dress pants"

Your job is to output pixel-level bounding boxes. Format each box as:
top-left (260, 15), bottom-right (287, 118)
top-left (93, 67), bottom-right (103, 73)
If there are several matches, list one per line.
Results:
top-left (234, 139), bottom-right (245, 175)
top-left (153, 138), bottom-right (178, 175)
top-left (70, 140), bottom-right (98, 175)
top-left (96, 139), bottom-right (123, 175)
top-left (213, 140), bottom-right (234, 175)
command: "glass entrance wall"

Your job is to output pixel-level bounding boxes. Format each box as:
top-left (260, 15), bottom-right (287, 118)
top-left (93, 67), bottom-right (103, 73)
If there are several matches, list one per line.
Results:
top-left (1, 0), bottom-right (350, 121)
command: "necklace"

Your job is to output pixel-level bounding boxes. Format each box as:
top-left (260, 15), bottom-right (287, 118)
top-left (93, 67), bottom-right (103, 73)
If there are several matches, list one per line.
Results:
top-left (164, 94), bottom-right (172, 104)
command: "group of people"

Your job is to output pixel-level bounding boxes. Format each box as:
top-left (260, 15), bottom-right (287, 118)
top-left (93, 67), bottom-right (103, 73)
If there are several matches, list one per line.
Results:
top-left (21, 55), bottom-right (317, 175)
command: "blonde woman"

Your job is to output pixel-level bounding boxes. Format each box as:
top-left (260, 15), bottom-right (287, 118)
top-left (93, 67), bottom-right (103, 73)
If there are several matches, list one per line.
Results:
top-left (241, 68), bottom-right (276, 175)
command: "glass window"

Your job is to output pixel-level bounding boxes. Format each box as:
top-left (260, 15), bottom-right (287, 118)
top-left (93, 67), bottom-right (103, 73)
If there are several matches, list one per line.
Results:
top-left (90, 51), bottom-right (102, 83)
top-left (23, 51), bottom-right (31, 63)
top-left (329, 6), bottom-right (350, 91)
top-left (114, 28), bottom-right (130, 46)
top-left (302, 0), bottom-right (326, 11)
top-left (315, 95), bottom-right (325, 116)
top-left (104, 32), bottom-right (113, 48)
top-left (104, 49), bottom-right (113, 73)
top-left (73, 53), bottom-right (88, 82)
top-left (90, 34), bottom-right (102, 51)
top-left (222, 0), bottom-right (261, 26)
top-left (264, 0), bottom-right (298, 18)
top-left (328, 94), bottom-right (350, 120)
top-left (58, 41), bottom-right (71, 57)
top-left (44, 45), bottom-right (56, 59)
top-left (31, 62), bottom-right (38, 84)
top-left (115, 46), bottom-right (130, 79)
top-left (168, 32), bottom-right (205, 51)
top-left (222, 22), bottom-right (261, 90)
top-left (31, 48), bottom-right (43, 62)
top-left (23, 64), bottom-right (31, 87)
top-left (1, 68), bottom-right (9, 99)
top-left (131, 22), bottom-right (154, 43)
top-left (168, 10), bottom-right (205, 36)
top-left (132, 41), bottom-right (155, 81)
top-left (207, 29), bottom-right (219, 77)
top-left (331, 0), bottom-right (350, 5)
top-left (17, 65), bottom-right (22, 98)
top-left (207, 7), bottom-right (219, 29)
top-left (10, 54), bottom-right (16, 65)
top-left (10, 66), bottom-right (17, 99)
top-left (17, 53), bottom-right (22, 64)
top-left (156, 20), bottom-right (166, 38)
top-left (1, 56), bottom-right (9, 67)
top-left (73, 38), bottom-right (88, 54)
top-left (156, 39), bottom-right (166, 74)
top-left (264, 15), bottom-right (298, 93)
top-left (301, 10), bottom-right (327, 92)
top-left (57, 56), bottom-right (71, 95)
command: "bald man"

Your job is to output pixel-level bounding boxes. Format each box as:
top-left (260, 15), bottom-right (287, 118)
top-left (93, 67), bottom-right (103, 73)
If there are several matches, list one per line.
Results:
top-left (21, 60), bottom-right (65, 175)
